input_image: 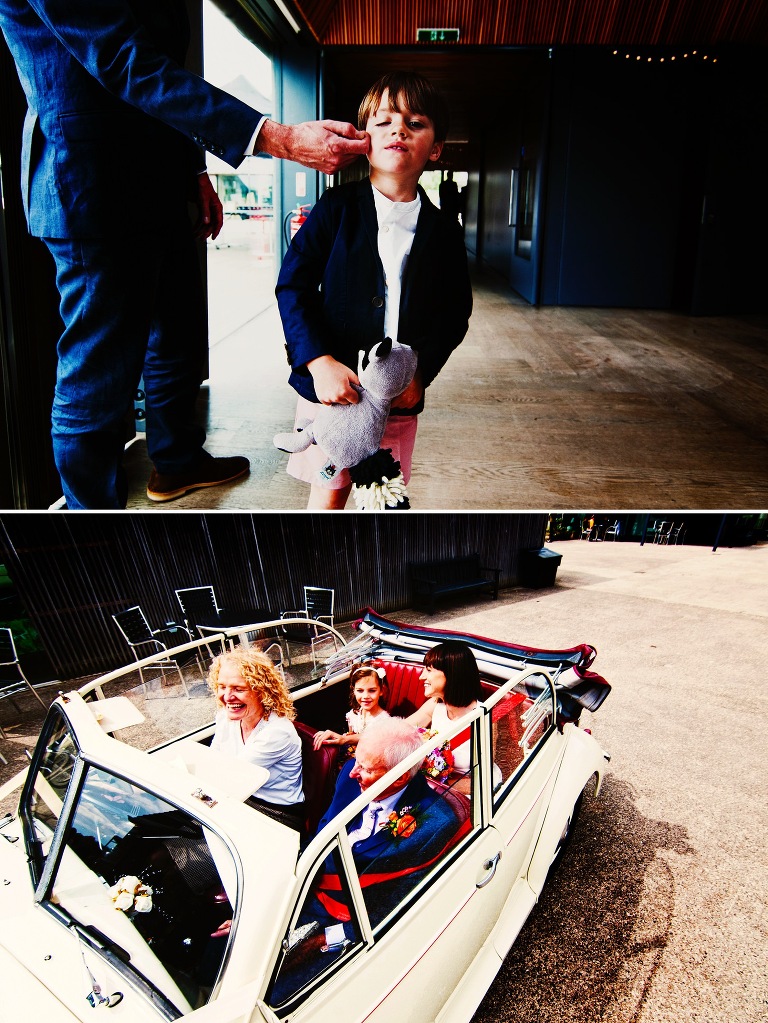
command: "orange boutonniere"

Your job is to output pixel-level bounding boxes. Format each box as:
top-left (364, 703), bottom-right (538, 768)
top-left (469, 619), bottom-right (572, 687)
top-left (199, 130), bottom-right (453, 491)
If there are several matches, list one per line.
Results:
top-left (382, 805), bottom-right (419, 839)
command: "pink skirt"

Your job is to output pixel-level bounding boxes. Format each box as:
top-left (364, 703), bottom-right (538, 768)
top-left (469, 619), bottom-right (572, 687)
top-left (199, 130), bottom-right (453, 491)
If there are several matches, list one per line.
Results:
top-left (287, 396), bottom-right (418, 490)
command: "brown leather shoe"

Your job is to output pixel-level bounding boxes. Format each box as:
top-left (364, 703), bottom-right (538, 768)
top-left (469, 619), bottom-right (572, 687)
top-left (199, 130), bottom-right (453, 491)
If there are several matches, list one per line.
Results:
top-left (147, 455), bottom-right (250, 502)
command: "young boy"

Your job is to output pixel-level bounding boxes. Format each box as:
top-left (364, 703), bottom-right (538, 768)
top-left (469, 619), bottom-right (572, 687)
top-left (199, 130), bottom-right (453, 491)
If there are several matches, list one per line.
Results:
top-left (276, 72), bottom-right (473, 509)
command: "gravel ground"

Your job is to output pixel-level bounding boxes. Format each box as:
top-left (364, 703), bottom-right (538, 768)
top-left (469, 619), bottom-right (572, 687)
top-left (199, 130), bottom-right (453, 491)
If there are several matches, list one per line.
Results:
top-left (458, 540), bottom-right (768, 1023)
top-left (2, 539), bottom-right (766, 1023)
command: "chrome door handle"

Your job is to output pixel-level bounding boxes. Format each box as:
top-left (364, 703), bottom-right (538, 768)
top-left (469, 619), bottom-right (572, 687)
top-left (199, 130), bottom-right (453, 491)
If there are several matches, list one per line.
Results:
top-left (477, 851), bottom-right (502, 888)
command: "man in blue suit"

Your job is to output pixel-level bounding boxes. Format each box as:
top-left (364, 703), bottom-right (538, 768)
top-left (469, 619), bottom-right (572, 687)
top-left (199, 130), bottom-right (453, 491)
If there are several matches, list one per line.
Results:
top-left (270, 718), bottom-right (468, 1005)
top-left (0, 0), bottom-right (368, 508)
top-left (314, 720), bottom-right (466, 924)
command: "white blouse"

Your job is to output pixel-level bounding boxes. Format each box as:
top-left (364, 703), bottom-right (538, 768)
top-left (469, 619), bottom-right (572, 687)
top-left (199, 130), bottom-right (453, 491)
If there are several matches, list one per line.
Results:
top-left (346, 707), bottom-right (390, 735)
top-left (431, 701), bottom-right (473, 773)
top-left (212, 710), bottom-right (304, 805)
top-left (430, 701), bottom-right (502, 788)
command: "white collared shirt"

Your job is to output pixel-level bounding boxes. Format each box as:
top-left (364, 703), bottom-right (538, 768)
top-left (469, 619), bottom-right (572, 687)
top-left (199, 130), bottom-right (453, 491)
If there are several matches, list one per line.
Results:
top-left (371, 185), bottom-right (421, 342)
top-left (347, 788), bottom-right (402, 845)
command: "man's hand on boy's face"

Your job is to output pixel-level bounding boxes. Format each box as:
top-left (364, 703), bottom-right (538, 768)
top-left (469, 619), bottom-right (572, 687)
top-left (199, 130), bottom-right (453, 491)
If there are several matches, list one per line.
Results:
top-left (259, 119), bottom-right (369, 173)
top-left (390, 370), bottom-right (424, 410)
top-left (307, 355), bottom-right (361, 405)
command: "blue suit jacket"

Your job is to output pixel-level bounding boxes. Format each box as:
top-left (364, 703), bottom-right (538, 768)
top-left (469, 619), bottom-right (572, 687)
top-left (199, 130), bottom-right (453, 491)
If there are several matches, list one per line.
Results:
top-left (0, 0), bottom-right (261, 237)
top-left (276, 178), bottom-right (473, 409)
top-left (315, 760), bottom-right (462, 927)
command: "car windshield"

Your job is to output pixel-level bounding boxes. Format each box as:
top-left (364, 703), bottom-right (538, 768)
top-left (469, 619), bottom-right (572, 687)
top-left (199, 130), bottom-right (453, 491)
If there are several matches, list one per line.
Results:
top-left (23, 706), bottom-right (79, 882)
top-left (22, 710), bottom-right (239, 1015)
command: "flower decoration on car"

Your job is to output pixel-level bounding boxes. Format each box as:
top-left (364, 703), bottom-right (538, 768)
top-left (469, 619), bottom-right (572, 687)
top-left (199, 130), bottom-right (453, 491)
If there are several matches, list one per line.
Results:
top-left (382, 805), bottom-right (419, 839)
top-left (418, 728), bottom-right (455, 784)
top-left (110, 875), bottom-right (153, 914)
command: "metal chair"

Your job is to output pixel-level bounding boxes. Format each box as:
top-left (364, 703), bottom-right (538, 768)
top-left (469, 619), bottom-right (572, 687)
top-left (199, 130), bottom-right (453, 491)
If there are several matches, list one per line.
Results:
top-left (670, 522), bottom-right (686, 545)
top-left (0, 627), bottom-right (49, 748)
top-left (112, 606), bottom-right (190, 697)
top-left (604, 520), bottom-right (620, 541)
top-left (655, 522), bottom-right (675, 545)
top-left (644, 519), bottom-right (660, 542)
top-left (280, 586), bottom-right (338, 669)
top-left (175, 586), bottom-right (220, 637)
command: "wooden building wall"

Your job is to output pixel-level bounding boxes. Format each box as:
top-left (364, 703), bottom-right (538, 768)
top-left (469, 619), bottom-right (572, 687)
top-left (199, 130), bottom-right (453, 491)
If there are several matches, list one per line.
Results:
top-left (0, 513), bottom-right (547, 680)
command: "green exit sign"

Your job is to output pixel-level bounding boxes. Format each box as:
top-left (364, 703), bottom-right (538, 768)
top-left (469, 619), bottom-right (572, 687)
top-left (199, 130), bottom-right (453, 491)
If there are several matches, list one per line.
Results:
top-left (417, 27), bottom-right (460, 43)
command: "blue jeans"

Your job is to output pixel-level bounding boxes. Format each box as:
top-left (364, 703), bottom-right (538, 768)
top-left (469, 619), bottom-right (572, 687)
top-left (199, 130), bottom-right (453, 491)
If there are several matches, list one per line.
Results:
top-left (44, 230), bottom-right (207, 508)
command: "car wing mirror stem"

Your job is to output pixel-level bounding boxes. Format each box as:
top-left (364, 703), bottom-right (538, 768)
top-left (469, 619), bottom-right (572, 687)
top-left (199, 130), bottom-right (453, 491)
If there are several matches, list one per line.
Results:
top-left (72, 925), bottom-right (124, 1010)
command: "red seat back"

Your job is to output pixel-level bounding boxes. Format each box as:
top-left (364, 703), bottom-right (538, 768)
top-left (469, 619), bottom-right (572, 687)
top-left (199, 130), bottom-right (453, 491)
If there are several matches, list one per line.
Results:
top-left (294, 720), bottom-right (339, 837)
top-left (374, 658), bottom-right (501, 717)
top-left (374, 660), bottom-right (425, 717)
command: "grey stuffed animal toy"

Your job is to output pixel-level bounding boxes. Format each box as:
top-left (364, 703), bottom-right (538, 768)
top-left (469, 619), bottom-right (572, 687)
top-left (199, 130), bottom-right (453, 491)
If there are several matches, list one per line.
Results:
top-left (274, 337), bottom-right (418, 509)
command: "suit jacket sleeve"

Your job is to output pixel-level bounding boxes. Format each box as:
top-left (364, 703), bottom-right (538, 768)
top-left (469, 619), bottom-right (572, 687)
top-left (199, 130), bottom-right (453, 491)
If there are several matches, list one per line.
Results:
top-left (276, 190), bottom-right (340, 373)
top-left (316, 759), bottom-right (359, 835)
top-left (24, 0), bottom-right (260, 168)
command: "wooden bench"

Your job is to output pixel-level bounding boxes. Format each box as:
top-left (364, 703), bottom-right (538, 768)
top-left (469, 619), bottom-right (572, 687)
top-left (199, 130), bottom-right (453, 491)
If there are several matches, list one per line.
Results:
top-left (408, 554), bottom-right (501, 614)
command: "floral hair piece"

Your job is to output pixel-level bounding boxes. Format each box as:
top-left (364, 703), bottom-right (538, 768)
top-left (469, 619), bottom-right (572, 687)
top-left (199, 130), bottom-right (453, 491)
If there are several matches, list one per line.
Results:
top-left (351, 664), bottom-right (387, 681)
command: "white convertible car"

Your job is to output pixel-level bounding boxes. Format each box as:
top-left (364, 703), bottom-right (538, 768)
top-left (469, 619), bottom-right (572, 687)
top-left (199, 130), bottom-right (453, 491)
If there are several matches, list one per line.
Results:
top-left (0, 610), bottom-right (610, 1023)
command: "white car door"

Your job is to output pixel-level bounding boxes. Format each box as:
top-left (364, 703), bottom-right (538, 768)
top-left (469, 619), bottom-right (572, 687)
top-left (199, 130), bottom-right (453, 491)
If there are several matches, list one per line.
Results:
top-left (262, 677), bottom-right (560, 1023)
top-left (481, 669), bottom-right (564, 959)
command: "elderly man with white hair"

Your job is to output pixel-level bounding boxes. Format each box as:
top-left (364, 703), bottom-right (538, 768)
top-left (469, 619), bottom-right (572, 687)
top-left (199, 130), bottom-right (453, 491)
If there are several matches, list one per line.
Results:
top-left (271, 718), bottom-right (467, 1002)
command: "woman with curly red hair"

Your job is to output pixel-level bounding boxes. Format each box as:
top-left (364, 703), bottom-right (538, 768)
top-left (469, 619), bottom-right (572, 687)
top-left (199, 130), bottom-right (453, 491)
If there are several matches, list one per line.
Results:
top-left (208, 649), bottom-right (304, 828)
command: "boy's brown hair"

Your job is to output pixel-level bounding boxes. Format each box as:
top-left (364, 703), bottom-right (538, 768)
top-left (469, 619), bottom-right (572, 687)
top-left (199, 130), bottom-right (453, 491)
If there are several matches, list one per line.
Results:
top-left (358, 71), bottom-right (450, 143)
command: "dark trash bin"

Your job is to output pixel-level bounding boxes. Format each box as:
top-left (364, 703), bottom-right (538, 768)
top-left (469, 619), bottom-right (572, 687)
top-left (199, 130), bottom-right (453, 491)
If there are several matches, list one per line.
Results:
top-left (519, 547), bottom-right (562, 588)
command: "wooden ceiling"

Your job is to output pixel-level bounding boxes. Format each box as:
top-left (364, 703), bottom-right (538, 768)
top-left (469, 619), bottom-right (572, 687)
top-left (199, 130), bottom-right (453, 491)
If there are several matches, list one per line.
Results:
top-left (322, 47), bottom-right (547, 146)
top-left (292, 0), bottom-right (768, 47)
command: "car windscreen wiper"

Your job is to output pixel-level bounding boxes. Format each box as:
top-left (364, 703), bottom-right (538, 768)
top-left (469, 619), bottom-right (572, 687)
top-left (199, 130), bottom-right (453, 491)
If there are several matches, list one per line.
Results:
top-left (43, 900), bottom-right (182, 1020)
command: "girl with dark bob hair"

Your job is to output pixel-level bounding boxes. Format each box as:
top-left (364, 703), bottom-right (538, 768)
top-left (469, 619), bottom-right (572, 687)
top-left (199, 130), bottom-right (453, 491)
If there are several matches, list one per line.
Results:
top-left (407, 641), bottom-right (483, 787)
top-left (422, 640), bottom-right (482, 707)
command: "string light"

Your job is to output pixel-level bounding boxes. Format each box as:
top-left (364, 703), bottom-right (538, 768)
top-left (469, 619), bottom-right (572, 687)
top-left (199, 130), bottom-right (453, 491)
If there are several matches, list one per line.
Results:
top-left (611, 47), bottom-right (718, 64)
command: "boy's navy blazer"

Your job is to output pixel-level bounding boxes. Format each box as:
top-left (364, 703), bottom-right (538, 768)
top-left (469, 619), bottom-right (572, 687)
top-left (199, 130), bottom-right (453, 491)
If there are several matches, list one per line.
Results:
top-left (0, 0), bottom-right (260, 238)
top-left (277, 177), bottom-right (473, 408)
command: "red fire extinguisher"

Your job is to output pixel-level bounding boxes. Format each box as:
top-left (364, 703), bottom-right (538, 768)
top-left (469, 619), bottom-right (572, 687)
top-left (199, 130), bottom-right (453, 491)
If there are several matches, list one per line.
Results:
top-left (289, 204), bottom-right (312, 239)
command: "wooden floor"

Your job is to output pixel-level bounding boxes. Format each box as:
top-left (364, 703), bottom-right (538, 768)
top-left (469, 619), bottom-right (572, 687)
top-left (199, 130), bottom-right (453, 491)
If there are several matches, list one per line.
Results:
top-left (126, 262), bottom-right (768, 511)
